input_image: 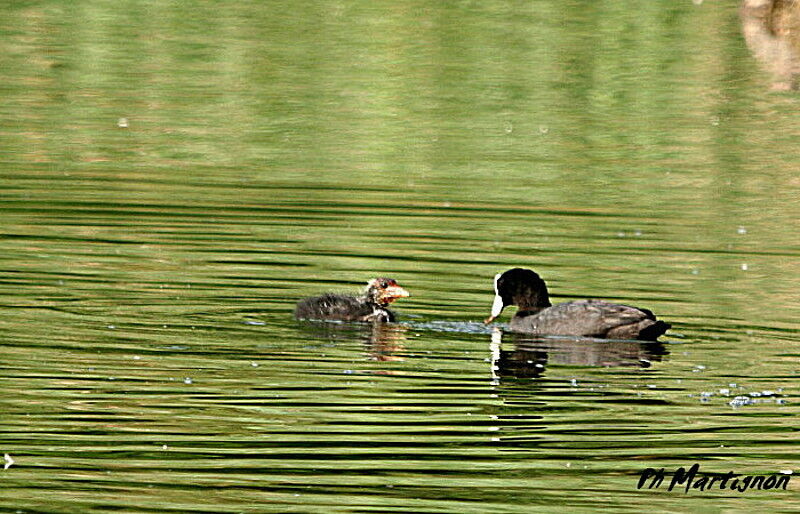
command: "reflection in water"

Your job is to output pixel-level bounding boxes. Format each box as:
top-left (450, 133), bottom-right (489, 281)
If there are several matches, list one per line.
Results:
top-left (366, 323), bottom-right (409, 361)
top-left (4, 1), bottom-right (800, 511)
top-left (486, 329), bottom-right (671, 457)
top-left (490, 328), bottom-right (668, 379)
top-left (299, 321), bottom-right (670, 375)
top-left (741, 0), bottom-right (800, 89)
top-left (296, 320), bottom-right (409, 361)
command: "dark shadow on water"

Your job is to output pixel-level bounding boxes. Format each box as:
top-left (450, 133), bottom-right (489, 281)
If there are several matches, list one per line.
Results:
top-left (491, 330), bottom-right (669, 379)
top-left (295, 320), bottom-right (409, 361)
top-left (296, 318), bottom-right (669, 377)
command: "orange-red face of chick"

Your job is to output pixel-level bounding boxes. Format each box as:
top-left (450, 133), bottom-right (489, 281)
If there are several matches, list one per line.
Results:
top-left (366, 278), bottom-right (410, 305)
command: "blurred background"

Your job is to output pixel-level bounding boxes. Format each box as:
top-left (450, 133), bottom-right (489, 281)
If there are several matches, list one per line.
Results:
top-left (1, 1), bottom-right (799, 511)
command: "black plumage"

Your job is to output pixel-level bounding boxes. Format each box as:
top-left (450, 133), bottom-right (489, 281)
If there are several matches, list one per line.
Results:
top-left (485, 268), bottom-right (670, 340)
top-left (294, 278), bottom-right (409, 322)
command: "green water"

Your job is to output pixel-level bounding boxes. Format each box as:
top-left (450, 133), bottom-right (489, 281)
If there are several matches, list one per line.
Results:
top-left (2, 1), bottom-right (800, 512)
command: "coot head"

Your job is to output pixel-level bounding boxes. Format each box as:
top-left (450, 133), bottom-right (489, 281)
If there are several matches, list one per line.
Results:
top-left (365, 278), bottom-right (410, 306)
top-left (484, 268), bottom-right (552, 323)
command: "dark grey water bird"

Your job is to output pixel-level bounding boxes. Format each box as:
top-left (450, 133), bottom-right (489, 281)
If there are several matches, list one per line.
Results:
top-left (294, 278), bottom-right (410, 322)
top-left (484, 268), bottom-right (670, 340)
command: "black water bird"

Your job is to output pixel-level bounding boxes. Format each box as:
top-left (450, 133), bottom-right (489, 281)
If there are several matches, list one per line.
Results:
top-left (294, 278), bottom-right (410, 322)
top-left (484, 268), bottom-right (670, 340)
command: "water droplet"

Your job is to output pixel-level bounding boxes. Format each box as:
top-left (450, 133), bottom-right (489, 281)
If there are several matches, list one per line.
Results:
top-left (737, 226), bottom-right (747, 234)
top-left (184, 377), bottom-right (193, 384)
top-left (729, 396), bottom-right (753, 407)
top-left (117, 117), bottom-right (129, 128)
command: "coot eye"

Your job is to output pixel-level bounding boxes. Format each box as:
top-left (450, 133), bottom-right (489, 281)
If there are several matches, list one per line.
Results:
top-left (379, 280), bottom-right (388, 288)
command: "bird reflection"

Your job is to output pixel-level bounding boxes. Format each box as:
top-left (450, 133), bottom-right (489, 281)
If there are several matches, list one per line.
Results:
top-left (490, 328), bottom-right (668, 379)
top-left (741, 0), bottom-right (800, 90)
top-left (295, 320), bottom-right (409, 361)
top-left (365, 323), bottom-right (409, 361)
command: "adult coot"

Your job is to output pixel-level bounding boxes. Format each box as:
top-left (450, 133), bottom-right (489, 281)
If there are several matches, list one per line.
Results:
top-left (294, 278), bottom-right (410, 322)
top-left (484, 268), bottom-right (670, 340)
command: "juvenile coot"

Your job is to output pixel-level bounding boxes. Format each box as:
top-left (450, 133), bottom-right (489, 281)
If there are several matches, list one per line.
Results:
top-left (484, 268), bottom-right (670, 340)
top-left (294, 278), bottom-right (410, 322)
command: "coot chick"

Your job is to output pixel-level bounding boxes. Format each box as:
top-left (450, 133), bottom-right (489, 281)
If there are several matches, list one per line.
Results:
top-left (294, 278), bottom-right (410, 322)
top-left (484, 268), bottom-right (670, 340)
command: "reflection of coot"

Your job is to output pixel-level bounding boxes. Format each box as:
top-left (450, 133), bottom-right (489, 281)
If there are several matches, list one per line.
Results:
top-left (497, 346), bottom-right (549, 379)
top-left (485, 268), bottom-right (670, 340)
top-left (294, 278), bottom-right (409, 322)
top-left (295, 319), bottom-right (409, 361)
top-left (495, 333), bottom-right (668, 379)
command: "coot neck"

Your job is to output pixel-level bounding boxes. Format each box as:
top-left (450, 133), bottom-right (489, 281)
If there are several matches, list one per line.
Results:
top-left (514, 293), bottom-right (551, 312)
top-left (515, 304), bottom-right (550, 317)
top-left (361, 293), bottom-right (387, 308)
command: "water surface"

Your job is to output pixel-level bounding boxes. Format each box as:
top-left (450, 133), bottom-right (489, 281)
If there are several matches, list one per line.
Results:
top-left (2, 1), bottom-right (800, 512)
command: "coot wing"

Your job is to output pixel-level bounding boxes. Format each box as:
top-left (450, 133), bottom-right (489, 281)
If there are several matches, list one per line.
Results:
top-left (510, 299), bottom-right (651, 337)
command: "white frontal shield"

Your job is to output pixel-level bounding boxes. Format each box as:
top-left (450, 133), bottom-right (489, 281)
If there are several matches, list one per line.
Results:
top-left (490, 293), bottom-right (505, 318)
